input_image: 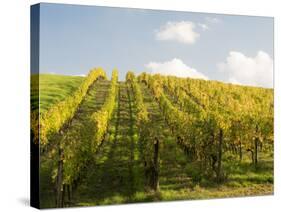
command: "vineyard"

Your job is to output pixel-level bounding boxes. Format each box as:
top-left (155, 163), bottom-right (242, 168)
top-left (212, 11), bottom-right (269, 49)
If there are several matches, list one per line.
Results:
top-left (32, 68), bottom-right (273, 208)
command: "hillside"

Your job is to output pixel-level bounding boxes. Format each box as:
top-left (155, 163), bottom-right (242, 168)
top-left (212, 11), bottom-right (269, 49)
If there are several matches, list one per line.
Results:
top-left (31, 74), bottom-right (85, 113)
top-left (33, 69), bottom-right (273, 208)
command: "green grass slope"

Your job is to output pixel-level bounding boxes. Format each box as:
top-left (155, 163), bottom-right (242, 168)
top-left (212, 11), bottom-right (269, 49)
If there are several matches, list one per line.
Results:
top-left (31, 74), bottom-right (85, 113)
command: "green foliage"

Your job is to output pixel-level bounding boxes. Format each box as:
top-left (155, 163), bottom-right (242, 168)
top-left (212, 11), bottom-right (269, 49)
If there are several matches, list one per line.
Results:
top-left (90, 69), bottom-right (118, 152)
top-left (126, 72), bottom-right (148, 125)
top-left (141, 73), bottom-right (273, 180)
top-left (62, 70), bottom-right (118, 185)
top-left (38, 68), bottom-right (106, 146)
top-left (38, 70), bottom-right (273, 208)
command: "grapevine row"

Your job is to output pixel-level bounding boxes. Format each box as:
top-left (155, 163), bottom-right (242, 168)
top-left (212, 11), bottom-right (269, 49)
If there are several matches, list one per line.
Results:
top-left (37, 68), bottom-right (107, 146)
top-left (54, 70), bottom-right (118, 207)
top-left (163, 75), bottom-right (273, 163)
top-left (138, 73), bottom-right (273, 181)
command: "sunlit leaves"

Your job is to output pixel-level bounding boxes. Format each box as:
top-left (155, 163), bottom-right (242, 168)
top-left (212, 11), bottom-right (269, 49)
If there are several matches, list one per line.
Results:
top-left (141, 72), bottom-right (273, 174)
top-left (37, 68), bottom-right (107, 146)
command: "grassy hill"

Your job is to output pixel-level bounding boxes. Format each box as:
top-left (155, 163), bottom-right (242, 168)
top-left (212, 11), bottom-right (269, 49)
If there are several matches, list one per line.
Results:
top-left (31, 74), bottom-right (85, 113)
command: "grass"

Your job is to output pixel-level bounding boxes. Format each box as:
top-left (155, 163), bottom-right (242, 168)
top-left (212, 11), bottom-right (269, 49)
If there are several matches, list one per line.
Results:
top-left (73, 156), bottom-right (273, 206)
top-left (31, 74), bottom-right (85, 112)
top-left (39, 158), bottom-right (56, 208)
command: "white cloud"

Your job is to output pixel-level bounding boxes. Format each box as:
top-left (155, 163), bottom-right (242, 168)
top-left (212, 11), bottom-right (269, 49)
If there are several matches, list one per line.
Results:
top-left (205, 17), bottom-right (221, 24)
top-left (72, 74), bottom-right (86, 77)
top-left (198, 23), bottom-right (209, 31)
top-left (155, 21), bottom-right (200, 44)
top-left (145, 58), bottom-right (208, 80)
top-left (218, 51), bottom-right (273, 88)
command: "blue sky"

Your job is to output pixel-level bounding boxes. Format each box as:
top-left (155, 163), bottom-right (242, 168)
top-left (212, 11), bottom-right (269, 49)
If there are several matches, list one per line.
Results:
top-left (39, 3), bottom-right (274, 87)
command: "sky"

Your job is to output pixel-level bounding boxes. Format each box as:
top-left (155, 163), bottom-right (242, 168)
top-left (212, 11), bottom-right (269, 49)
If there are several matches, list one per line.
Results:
top-left (38, 3), bottom-right (274, 88)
